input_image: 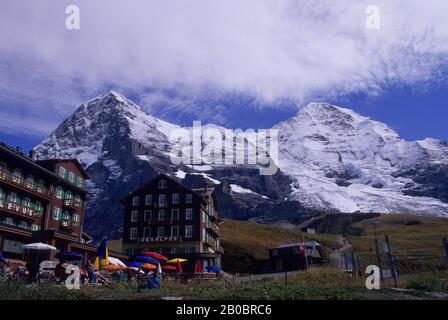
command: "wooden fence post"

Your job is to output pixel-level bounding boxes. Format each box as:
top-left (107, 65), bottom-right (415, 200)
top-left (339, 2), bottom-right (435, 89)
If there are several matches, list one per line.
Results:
top-left (351, 251), bottom-right (356, 277)
top-left (385, 234), bottom-right (398, 287)
top-left (375, 239), bottom-right (384, 281)
top-left (443, 237), bottom-right (448, 264)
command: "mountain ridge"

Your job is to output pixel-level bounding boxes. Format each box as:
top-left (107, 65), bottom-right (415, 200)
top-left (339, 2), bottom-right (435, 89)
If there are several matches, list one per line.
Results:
top-left (34, 92), bottom-right (448, 240)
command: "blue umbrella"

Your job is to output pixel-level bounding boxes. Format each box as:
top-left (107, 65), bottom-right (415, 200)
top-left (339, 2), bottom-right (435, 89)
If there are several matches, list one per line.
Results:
top-left (126, 261), bottom-right (144, 268)
top-left (206, 266), bottom-right (222, 272)
top-left (55, 251), bottom-right (84, 261)
top-left (135, 256), bottom-right (159, 264)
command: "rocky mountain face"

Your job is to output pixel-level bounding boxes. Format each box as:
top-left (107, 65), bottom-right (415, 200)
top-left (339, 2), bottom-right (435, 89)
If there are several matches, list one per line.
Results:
top-left (34, 92), bottom-right (448, 240)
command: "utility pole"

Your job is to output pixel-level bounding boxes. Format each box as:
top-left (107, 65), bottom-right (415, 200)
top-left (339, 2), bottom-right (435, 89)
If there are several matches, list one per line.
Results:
top-left (372, 219), bottom-right (384, 281)
top-left (385, 234), bottom-right (398, 287)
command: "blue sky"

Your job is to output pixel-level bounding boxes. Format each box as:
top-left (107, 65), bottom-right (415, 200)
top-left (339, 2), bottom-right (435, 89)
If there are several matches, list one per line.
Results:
top-left (0, 1), bottom-right (447, 152)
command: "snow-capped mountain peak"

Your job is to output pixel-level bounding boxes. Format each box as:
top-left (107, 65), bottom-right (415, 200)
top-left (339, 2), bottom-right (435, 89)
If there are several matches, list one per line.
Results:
top-left (34, 93), bottom-right (448, 239)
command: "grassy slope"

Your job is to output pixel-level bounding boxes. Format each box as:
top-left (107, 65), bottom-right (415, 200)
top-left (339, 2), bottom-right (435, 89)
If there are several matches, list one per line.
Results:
top-left (221, 219), bottom-right (339, 273)
top-left (106, 215), bottom-right (448, 272)
top-left (347, 214), bottom-right (448, 255)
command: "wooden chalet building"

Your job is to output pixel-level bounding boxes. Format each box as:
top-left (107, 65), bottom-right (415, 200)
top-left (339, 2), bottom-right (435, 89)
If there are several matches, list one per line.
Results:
top-left (266, 241), bottom-right (327, 272)
top-left (0, 141), bottom-right (127, 263)
top-left (121, 174), bottom-right (223, 272)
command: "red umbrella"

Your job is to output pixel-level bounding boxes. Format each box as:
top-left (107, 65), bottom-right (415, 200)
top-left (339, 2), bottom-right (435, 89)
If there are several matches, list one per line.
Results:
top-left (142, 251), bottom-right (168, 261)
top-left (162, 265), bottom-right (176, 271)
top-left (194, 260), bottom-right (203, 273)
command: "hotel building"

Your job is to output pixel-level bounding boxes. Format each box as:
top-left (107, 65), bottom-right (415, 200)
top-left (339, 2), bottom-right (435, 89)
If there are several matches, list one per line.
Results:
top-left (121, 174), bottom-right (223, 271)
top-left (0, 141), bottom-right (126, 262)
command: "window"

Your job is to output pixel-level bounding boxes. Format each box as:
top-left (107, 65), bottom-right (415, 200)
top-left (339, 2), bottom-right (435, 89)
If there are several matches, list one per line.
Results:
top-left (22, 197), bottom-right (31, 208)
top-left (158, 194), bottom-right (166, 207)
top-left (132, 196), bottom-right (140, 206)
top-left (35, 201), bottom-right (43, 214)
top-left (185, 246), bottom-right (195, 253)
top-left (76, 176), bottom-right (84, 188)
top-left (19, 221), bottom-right (28, 230)
top-left (157, 226), bottom-right (166, 237)
top-left (61, 210), bottom-right (69, 220)
top-left (144, 210), bottom-right (152, 222)
top-left (158, 209), bottom-right (166, 221)
top-left (12, 168), bottom-right (22, 182)
top-left (145, 194), bottom-right (152, 205)
top-left (131, 210), bottom-right (139, 222)
top-left (72, 214), bottom-right (81, 223)
top-left (143, 227), bottom-right (151, 238)
top-left (171, 209), bottom-right (179, 220)
top-left (171, 226), bottom-right (179, 237)
top-left (0, 187), bottom-right (4, 199)
top-left (55, 187), bottom-right (63, 199)
top-left (186, 194), bottom-right (193, 204)
top-left (67, 171), bottom-right (75, 184)
top-left (52, 207), bottom-right (61, 220)
top-left (172, 193), bottom-right (179, 204)
top-left (2, 239), bottom-right (23, 254)
top-left (31, 224), bottom-right (40, 231)
top-left (7, 192), bottom-right (18, 204)
top-left (74, 195), bottom-right (82, 206)
top-left (185, 208), bottom-right (193, 220)
top-left (185, 226), bottom-right (193, 238)
top-left (25, 175), bottom-right (34, 188)
top-left (158, 179), bottom-right (167, 189)
top-left (58, 166), bottom-right (66, 178)
top-left (129, 228), bottom-right (138, 240)
top-left (65, 191), bottom-right (72, 200)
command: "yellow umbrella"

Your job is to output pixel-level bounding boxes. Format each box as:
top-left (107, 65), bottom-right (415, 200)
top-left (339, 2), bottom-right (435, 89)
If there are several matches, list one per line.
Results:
top-left (167, 258), bottom-right (187, 264)
top-left (142, 263), bottom-right (157, 270)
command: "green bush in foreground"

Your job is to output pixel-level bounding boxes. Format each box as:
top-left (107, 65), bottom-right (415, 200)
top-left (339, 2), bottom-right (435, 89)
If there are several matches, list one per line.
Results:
top-left (0, 281), bottom-right (90, 300)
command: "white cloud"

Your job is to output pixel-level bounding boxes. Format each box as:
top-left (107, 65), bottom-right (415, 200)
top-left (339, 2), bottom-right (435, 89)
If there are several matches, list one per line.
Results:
top-left (0, 0), bottom-right (448, 136)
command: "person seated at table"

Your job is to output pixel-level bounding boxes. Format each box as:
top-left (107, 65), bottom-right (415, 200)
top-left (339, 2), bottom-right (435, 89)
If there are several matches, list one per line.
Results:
top-left (54, 259), bottom-right (67, 283)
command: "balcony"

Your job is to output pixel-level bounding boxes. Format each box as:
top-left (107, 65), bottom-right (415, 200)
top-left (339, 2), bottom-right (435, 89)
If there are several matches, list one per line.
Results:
top-left (63, 199), bottom-right (82, 211)
top-left (0, 169), bottom-right (53, 201)
top-left (0, 198), bottom-right (40, 222)
top-left (206, 223), bottom-right (221, 236)
top-left (60, 219), bottom-right (79, 232)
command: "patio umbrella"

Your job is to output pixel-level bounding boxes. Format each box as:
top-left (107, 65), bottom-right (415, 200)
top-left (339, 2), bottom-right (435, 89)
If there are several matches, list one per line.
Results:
top-left (23, 243), bottom-right (57, 251)
top-left (206, 266), bottom-right (222, 272)
top-left (135, 256), bottom-right (159, 264)
top-left (142, 263), bottom-right (157, 270)
top-left (167, 258), bottom-right (187, 264)
top-left (161, 265), bottom-right (176, 271)
top-left (108, 257), bottom-right (126, 267)
top-left (126, 261), bottom-right (144, 268)
top-left (103, 264), bottom-right (125, 270)
top-left (194, 261), bottom-right (203, 273)
top-left (141, 251), bottom-right (168, 261)
top-left (55, 251), bottom-right (83, 261)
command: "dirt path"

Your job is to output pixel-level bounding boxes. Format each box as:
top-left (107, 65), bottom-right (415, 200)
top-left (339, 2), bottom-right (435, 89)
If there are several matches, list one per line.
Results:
top-left (328, 236), bottom-right (352, 269)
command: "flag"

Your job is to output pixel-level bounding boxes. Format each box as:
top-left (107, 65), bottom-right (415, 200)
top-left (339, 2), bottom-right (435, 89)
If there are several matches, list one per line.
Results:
top-left (300, 239), bottom-right (305, 255)
top-left (94, 238), bottom-right (109, 270)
